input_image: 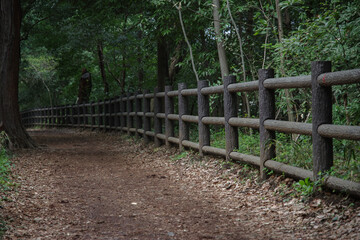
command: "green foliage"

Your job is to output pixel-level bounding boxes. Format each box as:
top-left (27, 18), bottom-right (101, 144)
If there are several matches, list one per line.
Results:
top-left (17, 0), bottom-right (360, 184)
top-left (274, 133), bottom-right (313, 170)
top-left (293, 177), bottom-right (315, 197)
top-left (0, 147), bottom-right (14, 201)
top-left (171, 151), bottom-right (189, 161)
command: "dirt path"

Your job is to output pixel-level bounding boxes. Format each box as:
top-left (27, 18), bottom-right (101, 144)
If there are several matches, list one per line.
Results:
top-left (2, 129), bottom-right (360, 239)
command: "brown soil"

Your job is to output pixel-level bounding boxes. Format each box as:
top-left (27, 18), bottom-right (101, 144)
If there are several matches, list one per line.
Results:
top-left (2, 129), bottom-right (360, 239)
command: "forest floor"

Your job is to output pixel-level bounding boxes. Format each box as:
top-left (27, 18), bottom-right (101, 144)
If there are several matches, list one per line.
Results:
top-left (1, 128), bottom-right (360, 239)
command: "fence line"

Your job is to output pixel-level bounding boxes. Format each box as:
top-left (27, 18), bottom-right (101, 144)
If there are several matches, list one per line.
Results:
top-left (21, 61), bottom-right (360, 197)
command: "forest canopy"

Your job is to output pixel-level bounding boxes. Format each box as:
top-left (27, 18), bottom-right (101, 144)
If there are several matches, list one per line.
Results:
top-left (19, 0), bottom-right (360, 126)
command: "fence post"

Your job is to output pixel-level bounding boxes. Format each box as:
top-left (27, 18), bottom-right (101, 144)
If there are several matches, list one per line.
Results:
top-left (77, 104), bottom-right (81, 127)
top-left (127, 93), bottom-right (132, 135)
top-left (48, 108), bottom-right (52, 126)
top-left (197, 80), bottom-right (210, 157)
top-left (114, 98), bottom-right (120, 130)
top-left (259, 68), bottom-right (275, 181)
top-left (135, 91), bottom-right (142, 138)
top-left (83, 104), bottom-right (87, 128)
top-left (71, 105), bottom-right (76, 126)
top-left (223, 75), bottom-right (238, 161)
top-left (65, 105), bottom-right (70, 126)
top-left (143, 90), bottom-right (151, 143)
top-left (104, 100), bottom-right (109, 130)
top-left (120, 94), bottom-right (126, 132)
top-left (178, 83), bottom-right (189, 151)
top-left (165, 86), bottom-right (174, 146)
top-left (60, 106), bottom-right (64, 126)
top-left (154, 87), bottom-right (162, 147)
top-left (98, 100), bottom-right (103, 129)
top-left (311, 61), bottom-right (333, 179)
top-left (90, 102), bottom-right (94, 128)
top-left (110, 99), bottom-right (114, 129)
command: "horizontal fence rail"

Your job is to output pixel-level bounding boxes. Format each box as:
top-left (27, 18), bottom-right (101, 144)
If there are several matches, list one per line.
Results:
top-left (21, 61), bottom-right (360, 197)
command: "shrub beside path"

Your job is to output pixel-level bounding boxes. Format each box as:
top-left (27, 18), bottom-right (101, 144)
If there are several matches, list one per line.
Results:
top-left (2, 129), bottom-right (360, 239)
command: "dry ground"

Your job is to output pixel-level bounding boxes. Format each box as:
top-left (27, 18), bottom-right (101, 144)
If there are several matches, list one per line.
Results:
top-left (1, 128), bottom-right (360, 239)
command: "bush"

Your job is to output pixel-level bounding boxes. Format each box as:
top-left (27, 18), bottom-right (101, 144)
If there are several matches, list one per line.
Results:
top-left (0, 148), bottom-right (13, 201)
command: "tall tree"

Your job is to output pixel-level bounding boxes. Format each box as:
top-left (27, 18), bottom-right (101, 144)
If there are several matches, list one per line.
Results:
top-left (275, 0), bottom-right (296, 139)
top-left (212, 0), bottom-right (229, 80)
top-left (97, 40), bottom-right (109, 94)
top-left (0, 0), bottom-right (36, 148)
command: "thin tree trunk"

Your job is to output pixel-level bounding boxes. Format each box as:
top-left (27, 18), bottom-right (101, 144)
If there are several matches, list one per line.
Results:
top-left (177, 3), bottom-right (199, 82)
top-left (97, 41), bottom-right (109, 94)
top-left (275, 0), bottom-right (296, 140)
top-left (137, 30), bottom-right (144, 89)
top-left (226, 0), bottom-right (250, 118)
top-left (212, 0), bottom-right (229, 80)
top-left (169, 42), bottom-right (182, 85)
top-left (121, 55), bottom-right (126, 93)
top-left (0, 0), bottom-right (36, 148)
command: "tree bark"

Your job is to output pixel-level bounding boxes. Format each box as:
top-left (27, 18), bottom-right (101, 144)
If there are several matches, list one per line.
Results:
top-left (0, 0), bottom-right (36, 148)
top-left (169, 42), bottom-right (182, 85)
top-left (137, 30), bottom-right (144, 89)
top-left (275, 0), bottom-right (296, 137)
top-left (212, 0), bottom-right (229, 80)
top-left (226, 0), bottom-right (250, 118)
top-left (177, 3), bottom-right (199, 82)
top-left (97, 41), bottom-right (109, 94)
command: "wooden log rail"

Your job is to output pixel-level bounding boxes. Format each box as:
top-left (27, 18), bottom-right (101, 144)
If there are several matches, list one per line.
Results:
top-left (21, 61), bottom-right (360, 197)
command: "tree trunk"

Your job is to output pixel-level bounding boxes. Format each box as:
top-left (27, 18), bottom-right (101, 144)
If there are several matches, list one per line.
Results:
top-left (226, 0), bottom-right (250, 118)
top-left (169, 42), bottom-right (182, 85)
top-left (137, 30), bottom-right (144, 89)
top-left (177, 3), bottom-right (199, 82)
top-left (157, 36), bottom-right (169, 91)
top-left (0, 0), bottom-right (36, 148)
top-left (121, 55), bottom-right (126, 94)
top-left (212, 0), bottom-right (229, 80)
top-left (275, 0), bottom-right (296, 140)
top-left (97, 41), bottom-right (109, 94)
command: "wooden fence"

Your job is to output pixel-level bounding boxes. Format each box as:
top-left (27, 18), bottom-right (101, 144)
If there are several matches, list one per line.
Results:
top-left (21, 61), bottom-right (360, 197)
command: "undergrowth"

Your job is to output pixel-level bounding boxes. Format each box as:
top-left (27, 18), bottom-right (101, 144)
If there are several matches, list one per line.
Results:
top-left (209, 129), bottom-right (360, 182)
top-left (0, 133), bottom-right (15, 238)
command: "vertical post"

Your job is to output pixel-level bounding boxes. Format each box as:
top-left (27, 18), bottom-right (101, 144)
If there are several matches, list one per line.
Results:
top-left (61, 107), bottom-right (65, 126)
top-left (77, 104), bottom-right (81, 127)
top-left (65, 106), bottom-right (70, 126)
top-left (90, 102), bottom-right (95, 128)
top-left (98, 100), bottom-right (103, 129)
top-left (197, 80), bottom-right (210, 157)
top-left (165, 86), bottom-right (174, 146)
top-left (83, 104), bottom-right (87, 128)
top-left (120, 94), bottom-right (126, 132)
top-left (72, 105), bottom-right (77, 126)
top-left (114, 98), bottom-right (120, 130)
top-left (178, 83), bottom-right (189, 151)
top-left (259, 68), bottom-right (276, 180)
top-left (108, 99), bottom-right (114, 129)
top-left (56, 107), bottom-right (60, 126)
top-left (49, 108), bottom-right (52, 126)
top-left (104, 100), bottom-right (109, 130)
top-left (127, 93), bottom-right (132, 135)
top-left (154, 87), bottom-right (162, 147)
top-left (143, 90), bottom-right (151, 143)
top-left (223, 75), bottom-right (238, 161)
top-left (311, 61), bottom-right (333, 179)
top-left (135, 91), bottom-right (142, 138)
top-left (50, 108), bottom-right (53, 126)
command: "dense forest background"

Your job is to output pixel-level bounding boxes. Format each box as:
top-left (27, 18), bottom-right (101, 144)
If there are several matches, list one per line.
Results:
top-left (20, 0), bottom-right (360, 109)
top-left (16, 0), bottom-right (360, 181)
